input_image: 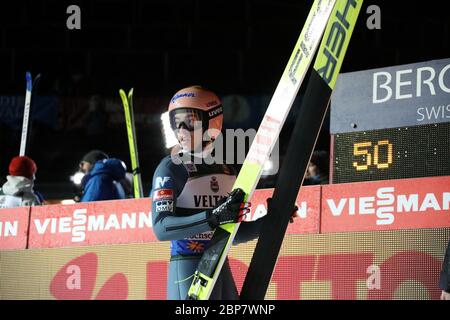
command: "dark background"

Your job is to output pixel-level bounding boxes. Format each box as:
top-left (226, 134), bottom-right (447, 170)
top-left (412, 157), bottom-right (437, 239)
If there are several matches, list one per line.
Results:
top-left (0, 0), bottom-right (448, 199)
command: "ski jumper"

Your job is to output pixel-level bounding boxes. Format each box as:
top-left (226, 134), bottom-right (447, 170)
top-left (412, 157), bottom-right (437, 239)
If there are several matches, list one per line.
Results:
top-left (151, 155), bottom-right (264, 300)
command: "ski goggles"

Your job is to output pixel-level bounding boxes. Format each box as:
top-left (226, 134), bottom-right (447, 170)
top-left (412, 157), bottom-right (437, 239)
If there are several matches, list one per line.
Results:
top-left (169, 106), bottom-right (223, 132)
top-left (169, 108), bottom-right (203, 132)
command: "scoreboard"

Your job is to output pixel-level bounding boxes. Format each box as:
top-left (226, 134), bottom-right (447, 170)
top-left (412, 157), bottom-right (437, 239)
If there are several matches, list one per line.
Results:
top-left (332, 122), bottom-right (450, 183)
top-left (330, 58), bottom-right (450, 184)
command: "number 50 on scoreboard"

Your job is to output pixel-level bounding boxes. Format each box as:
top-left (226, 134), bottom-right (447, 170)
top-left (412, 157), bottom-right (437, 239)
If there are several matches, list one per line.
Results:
top-left (332, 123), bottom-right (450, 184)
top-left (330, 58), bottom-right (450, 184)
top-left (352, 140), bottom-right (393, 171)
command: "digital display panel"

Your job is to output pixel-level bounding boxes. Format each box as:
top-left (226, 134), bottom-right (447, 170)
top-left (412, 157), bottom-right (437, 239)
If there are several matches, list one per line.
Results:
top-left (332, 122), bottom-right (450, 183)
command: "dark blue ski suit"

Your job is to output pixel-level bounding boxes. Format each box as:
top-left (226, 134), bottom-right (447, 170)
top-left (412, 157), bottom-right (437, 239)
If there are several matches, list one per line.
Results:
top-left (151, 154), bottom-right (265, 300)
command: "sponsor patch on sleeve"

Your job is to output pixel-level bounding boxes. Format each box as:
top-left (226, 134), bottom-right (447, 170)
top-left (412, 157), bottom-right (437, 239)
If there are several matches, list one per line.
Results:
top-left (155, 176), bottom-right (172, 189)
top-left (155, 200), bottom-right (174, 213)
top-left (153, 189), bottom-right (174, 201)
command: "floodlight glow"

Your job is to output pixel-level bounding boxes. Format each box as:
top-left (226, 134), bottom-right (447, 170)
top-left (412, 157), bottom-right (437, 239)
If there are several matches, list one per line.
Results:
top-left (161, 111), bottom-right (179, 149)
top-left (71, 172), bottom-right (85, 185)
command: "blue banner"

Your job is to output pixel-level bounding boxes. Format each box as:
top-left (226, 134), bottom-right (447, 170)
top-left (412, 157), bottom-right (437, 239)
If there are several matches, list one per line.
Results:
top-left (0, 96), bottom-right (58, 130)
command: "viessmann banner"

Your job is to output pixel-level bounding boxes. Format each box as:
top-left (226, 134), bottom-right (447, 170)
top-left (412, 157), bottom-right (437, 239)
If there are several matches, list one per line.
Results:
top-left (0, 207), bottom-right (30, 250)
top-left (321, 176), bottom-right (450, 233)
top-left (331, 58), bottom-right (450, 134)
top-left (1, 177), bottom-right (450, 250)
top-left (0, 186), bottom-right (321, 250)
top-left (28, 198), bottom-right (157, 249)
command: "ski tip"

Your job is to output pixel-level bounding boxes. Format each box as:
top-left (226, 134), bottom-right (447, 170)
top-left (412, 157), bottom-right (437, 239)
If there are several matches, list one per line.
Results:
top-left (32, 74), bottom-right (42, 89)
top-left (26, 72), bottom-right (32, 89)
top-left (119, 89), bottom-right (129, 106)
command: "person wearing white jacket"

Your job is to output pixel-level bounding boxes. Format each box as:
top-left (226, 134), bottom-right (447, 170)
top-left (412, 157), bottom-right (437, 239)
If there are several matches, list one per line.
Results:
top-left (0, 156), bottom-right (42, 208)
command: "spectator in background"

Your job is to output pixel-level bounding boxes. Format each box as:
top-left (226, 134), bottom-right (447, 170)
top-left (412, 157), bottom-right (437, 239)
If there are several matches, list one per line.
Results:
top-left (78, 150), bottom-right (127, 202)
top-left (0, 156), bottom-right (42, 208)
top-left (440, 239), bottom-right (450, 300)
top-left (303, 150), bottom-right (330, 185)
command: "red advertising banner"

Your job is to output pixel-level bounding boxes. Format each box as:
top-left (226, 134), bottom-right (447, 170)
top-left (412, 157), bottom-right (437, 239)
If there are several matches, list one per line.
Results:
top-left (0, 206), bottom-right (30, 250)
top-left (321, 176), bottom-right (450, 233)
top-left (27, 187), bottom-right (320, 249)
top-left (3, 176), bottom-right (449, 249)
top-left (28, 198), bottom-right (156, 249)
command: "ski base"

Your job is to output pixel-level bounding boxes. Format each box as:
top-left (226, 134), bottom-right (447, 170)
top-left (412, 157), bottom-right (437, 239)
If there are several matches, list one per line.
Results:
top-left (240, 0), bottom-right (364, 299)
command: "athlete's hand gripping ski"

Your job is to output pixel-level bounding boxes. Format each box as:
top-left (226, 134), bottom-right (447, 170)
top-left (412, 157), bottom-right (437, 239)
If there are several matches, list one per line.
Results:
top-left (207, 188), bottom-right (250, 228)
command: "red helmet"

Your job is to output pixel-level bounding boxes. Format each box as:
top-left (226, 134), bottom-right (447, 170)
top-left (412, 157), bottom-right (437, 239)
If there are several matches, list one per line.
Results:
top-left (168, 86), bottom-right (223, 140)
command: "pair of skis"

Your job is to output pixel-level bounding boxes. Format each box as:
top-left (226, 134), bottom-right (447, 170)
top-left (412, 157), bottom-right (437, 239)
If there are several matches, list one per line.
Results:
top-left (241, 0), bottom-right (364, 299)
top-left (20, 72), bottom-right (41, 156)
top-left (20, 72), bottom-right (143, 200)
top-left (119, 88), bottom-right (143, 199)
top-left (21, 76), bottom-right (144, 201)
top-left (187, 0), bottom-right (363, 300)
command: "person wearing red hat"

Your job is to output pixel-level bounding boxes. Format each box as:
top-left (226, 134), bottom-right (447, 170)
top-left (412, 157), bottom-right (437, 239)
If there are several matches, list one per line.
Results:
top-left (0, 156), bottom-right (42, 208)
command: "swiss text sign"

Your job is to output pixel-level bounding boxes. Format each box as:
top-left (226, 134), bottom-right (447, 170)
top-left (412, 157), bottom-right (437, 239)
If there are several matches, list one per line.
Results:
top-left (331, 58), bottom-right (450, 133)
